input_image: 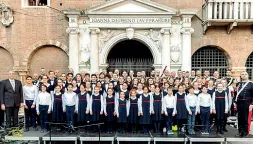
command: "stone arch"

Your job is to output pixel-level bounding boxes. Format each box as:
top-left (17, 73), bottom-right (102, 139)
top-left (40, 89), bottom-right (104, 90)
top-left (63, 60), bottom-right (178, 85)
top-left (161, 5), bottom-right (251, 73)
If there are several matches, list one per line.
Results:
top-left (0, 43), bottom-right (18, 68)
top-left (100, 32), bottom-right (161, 66)
top-left (0, 46), bottom-right (14, 80)
top-left (192, 45), bottom-right (232, 69)
top-left (245, 51), bottom-right (253, 80)
top-left (22, 40), bottom-right (68, 68)
top-left (192, 45), bottom-right (232, 77)
top-left (28, 45), bottom-right (69, 75)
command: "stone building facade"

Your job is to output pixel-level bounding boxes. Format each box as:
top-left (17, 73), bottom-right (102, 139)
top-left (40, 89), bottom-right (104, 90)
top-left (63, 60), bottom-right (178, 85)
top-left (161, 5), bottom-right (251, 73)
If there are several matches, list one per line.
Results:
top-left (0, 0), bottom-right (253, 82)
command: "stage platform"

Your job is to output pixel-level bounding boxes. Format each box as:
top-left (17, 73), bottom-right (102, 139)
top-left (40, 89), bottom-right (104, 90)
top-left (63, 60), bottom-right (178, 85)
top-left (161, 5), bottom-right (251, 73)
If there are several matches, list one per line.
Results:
top-left (186, 132), bottom-right (224, 144)
top-left (3, 126), bottom-right (253, 144)
top-left (116, 133), bottom-right (152, 144)
top-left (80, 132), bottom-right (115, 144)
top-left (42, 131), bottom-right (78, 144)
top-left (153, 133), bottom-right (188, 144)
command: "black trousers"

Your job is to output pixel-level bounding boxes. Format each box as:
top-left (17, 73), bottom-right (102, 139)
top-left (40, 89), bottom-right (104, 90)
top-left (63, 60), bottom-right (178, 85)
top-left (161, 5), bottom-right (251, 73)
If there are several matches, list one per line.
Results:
top-left (24, 100), bottom-right (36, 128)
top-left (6, 107), bottom-right (19, 128)
top-left (237, 100), bottom-right (250, 135)
top-left (222, 113), bottom-right (228, 130)
top-left (0, 109), bottom-right (4, 127)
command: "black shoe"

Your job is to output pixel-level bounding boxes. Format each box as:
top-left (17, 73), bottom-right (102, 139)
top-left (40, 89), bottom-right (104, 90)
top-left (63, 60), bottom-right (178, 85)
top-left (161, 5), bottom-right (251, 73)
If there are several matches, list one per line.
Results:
top-left (33, 127), bottom-right (38, 131)
top-left (220, 130), bottom-right (224, 134)
top-left (241, 133), bottom-right (248, 138)
top-left (223, 128), bottom-right (228, 132)
top-left (235, 133), bottom-right (242, 137)
top-left (24, 128), bottom-right (29, 132)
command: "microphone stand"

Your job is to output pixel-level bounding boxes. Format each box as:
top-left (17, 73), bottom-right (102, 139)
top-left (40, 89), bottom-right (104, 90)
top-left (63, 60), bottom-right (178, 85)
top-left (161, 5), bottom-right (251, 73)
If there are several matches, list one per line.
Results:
top-left (98, 125), bottom-right (101, 144)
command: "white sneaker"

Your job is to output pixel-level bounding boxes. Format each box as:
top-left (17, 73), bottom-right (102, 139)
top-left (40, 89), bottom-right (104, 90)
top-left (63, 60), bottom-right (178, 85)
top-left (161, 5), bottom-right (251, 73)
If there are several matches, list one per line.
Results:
top-left (163, 128), bottom-right (166, 133)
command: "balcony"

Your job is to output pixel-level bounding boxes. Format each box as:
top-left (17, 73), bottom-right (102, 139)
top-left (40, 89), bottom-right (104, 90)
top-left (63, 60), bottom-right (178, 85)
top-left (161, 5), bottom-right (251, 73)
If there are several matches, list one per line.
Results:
top-left (202, 0), bottom-right (253, 34)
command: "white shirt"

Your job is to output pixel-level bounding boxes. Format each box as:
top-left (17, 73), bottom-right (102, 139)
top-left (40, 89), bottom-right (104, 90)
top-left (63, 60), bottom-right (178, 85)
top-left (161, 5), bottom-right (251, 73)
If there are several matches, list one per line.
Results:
top-left (9, 79), bottom-right (15, 91)
top-left (63, 92), bottom-right (77, 110)
top-left (185, 93), bottom-right (198, 112)
top-left (197, 93), bottom-right (212, 111)
top-left (36, 92), bottom-right (52, 113)
top-left (162, 94), bottom-right (176, 115)
top-left (23, 85), bottom-right (39, 105)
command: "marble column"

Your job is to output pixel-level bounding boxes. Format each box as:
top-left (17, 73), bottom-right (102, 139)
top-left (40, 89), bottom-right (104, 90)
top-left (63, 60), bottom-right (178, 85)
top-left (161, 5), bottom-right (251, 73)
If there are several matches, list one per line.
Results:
top-left (90, 28), bottom-right (100, 74)
top-left (180, 28), bottom-right (194, 72)
top-left (160, 28), bottom-right (171, 71)
top-left (66, 27), bottom-right (80, 74)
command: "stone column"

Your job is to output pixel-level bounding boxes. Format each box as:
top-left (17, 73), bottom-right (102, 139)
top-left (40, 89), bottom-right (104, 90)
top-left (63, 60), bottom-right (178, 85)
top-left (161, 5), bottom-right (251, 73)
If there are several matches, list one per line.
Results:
top-left (160, 28), bottom-right (171, 71)
top-left (18, 71), bottom-right (27, 85)
top-left (66, 27), bottom-right (80, 74)
top-left (66, 12), bottom-right (80, 74)
top-left (90, 28), bottom-right (100, 74)
top-left (180, 28), bottom-right (194, 72)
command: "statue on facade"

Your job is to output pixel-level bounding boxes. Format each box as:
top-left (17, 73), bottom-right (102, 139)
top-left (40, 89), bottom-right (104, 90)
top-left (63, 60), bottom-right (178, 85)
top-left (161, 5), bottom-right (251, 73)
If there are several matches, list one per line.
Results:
top-left (80, 43), bottom-right (90, 66)
top-left (145, 29), bottom-right (161, 50)
top-left (0, 4), bottom-right (14, 27)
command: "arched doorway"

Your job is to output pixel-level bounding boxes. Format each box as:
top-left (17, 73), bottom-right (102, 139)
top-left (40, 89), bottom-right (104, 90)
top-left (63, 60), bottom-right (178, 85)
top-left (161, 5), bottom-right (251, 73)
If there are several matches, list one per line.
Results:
top-left (107, 40), bottom-right (154, 76)
top-left (246, 52), bottom-right (253, 80)
top-left (192, 46), bottom-right (229, 77)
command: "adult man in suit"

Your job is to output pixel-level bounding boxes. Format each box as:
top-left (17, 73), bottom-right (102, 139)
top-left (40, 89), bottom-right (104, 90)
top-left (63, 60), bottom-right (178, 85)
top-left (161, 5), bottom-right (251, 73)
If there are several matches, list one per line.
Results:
top-left (47, 70), bottom-right (57, 90)
top-left (235, 71), bottom-right (253, 137)
top-left (0, 81), bottom-right (4, 129)
top-left (0, 71), bottom-right (23, 128)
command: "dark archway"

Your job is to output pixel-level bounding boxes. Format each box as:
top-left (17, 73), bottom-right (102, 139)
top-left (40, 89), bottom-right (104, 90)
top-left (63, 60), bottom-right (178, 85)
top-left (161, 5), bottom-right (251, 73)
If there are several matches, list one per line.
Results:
top-left (246, 52), bottom-right (253, 80)
top-left (192, 46), bottom-right (229, 77)
top-left (107, 40), bottom-right (154, 75)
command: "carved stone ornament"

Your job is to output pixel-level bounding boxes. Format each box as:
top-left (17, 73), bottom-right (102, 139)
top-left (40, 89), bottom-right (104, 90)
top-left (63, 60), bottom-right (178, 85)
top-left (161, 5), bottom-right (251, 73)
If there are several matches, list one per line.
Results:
top-left (98, 29), bottom-right (123, 53)
top-left (126, 28), bottom-right (134, 40)
top-left (66, 27), bottom-right (80, 34)
top-left (180, 28), bottom-right (194, 35)
top-left (170, 45), bottom-right (180, 63)
top-left (145, 29), bottom-right (162, 51)
top-left (0, 4), bottom-right (14, 27)
top-left (80, 43), bottom-right (91, 65)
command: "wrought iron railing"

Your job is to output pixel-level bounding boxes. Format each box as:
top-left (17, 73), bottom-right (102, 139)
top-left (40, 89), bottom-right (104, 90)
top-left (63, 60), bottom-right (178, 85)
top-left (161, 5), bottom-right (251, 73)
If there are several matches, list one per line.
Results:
top-left (107, 58), bottom-right (154, 76)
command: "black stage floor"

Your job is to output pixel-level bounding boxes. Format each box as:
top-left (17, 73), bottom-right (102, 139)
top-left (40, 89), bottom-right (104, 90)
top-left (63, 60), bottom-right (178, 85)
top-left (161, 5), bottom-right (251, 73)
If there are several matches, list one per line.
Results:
top-left (3, 126), bottom-right (253, 144)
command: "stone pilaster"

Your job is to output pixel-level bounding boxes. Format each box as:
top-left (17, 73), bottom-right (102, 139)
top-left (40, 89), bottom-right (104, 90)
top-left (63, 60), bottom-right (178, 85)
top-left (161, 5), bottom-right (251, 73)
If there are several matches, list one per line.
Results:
top-left (90, 28), bottom-right (100, 74)
top-left (66, 27), bottom-right (80, 74)
top-left (160, 28), bottom-right (171, 71)
top-left (180, 28), bottom-right (194, 72)
top-left (18, 71), bottom-right (28, 85)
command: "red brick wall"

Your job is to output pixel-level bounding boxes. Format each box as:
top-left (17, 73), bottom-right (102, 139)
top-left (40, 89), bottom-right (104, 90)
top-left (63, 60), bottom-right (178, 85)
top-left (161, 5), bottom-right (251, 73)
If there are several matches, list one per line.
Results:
top-left (0, 47), bottom-right (14, 80)
top-left (28, 46), bottom-right (69, 75)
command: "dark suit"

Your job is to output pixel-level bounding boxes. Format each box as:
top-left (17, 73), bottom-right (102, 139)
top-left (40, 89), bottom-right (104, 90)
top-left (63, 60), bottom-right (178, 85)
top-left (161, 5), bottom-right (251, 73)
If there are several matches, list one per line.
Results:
top-left (0, 81), bottom-right (4, 127)
top-left (0, 79), bottom-right (23, 128)
top-left (47, 78), bottom-right (57, 90)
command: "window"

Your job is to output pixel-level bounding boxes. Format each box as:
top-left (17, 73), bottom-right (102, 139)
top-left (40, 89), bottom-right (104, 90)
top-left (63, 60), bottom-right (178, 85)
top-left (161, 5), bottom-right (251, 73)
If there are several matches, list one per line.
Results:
top-left (192, 46), bottom-right (228, 77)
top-left (22, 0), bottom-right (50, 7)
top-left (246, 52), bottom-right (253, 80)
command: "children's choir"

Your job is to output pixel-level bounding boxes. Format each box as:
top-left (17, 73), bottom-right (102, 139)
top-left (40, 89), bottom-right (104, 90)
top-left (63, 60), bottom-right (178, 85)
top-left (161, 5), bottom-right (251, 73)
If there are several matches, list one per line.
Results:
top-left (23, 69), bottom-right (246, 136)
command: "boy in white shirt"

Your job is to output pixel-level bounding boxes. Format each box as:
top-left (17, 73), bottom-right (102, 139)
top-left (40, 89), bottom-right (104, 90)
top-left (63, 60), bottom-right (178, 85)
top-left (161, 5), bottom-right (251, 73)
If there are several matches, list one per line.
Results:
top-left (186, 86), bottom-right (198, 134)
top-left (197, 86), bottom-right (212, 134)
top-left (163, 87), bottom-right (176, 135)
top-left (36, 84), bottom-right (51, 133)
